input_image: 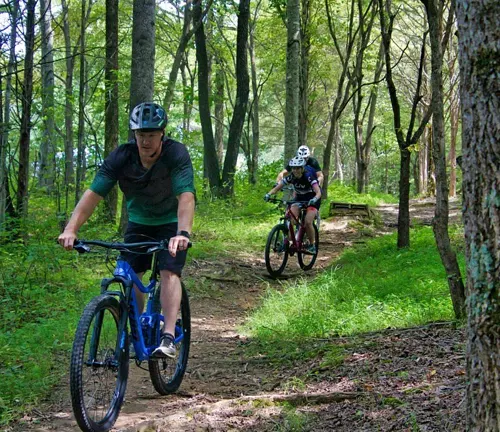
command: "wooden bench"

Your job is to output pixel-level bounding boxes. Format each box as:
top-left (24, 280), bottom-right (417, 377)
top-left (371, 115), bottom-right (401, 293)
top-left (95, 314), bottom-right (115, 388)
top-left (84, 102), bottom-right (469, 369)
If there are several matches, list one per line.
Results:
top-left (329, 201), bottom-right (370, 217)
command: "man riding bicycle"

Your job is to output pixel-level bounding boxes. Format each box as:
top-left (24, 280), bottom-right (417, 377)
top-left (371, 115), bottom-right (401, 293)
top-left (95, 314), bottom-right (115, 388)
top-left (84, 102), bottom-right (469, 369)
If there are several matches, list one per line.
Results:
top-left (58, 102), bottom-right (195, 359)
top-left (265, 156), bottom-right (321, 254)
top-left (276, 145), bottom-right (324, 187)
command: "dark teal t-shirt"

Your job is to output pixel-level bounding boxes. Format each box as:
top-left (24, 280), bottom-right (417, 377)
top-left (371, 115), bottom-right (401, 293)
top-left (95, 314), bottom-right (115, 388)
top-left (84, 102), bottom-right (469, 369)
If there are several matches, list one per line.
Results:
top-left (90, 138), bottom-right (195, 225)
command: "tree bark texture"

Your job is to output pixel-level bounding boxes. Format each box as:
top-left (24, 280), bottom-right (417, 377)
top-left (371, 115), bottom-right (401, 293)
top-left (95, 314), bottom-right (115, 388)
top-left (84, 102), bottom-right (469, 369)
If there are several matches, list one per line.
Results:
top-left (424, 0), bottom-right (465, 319)
top-left (16, 0), bottom-right (36, 218)
top-left (214, 64), bottom-right (225, 168)
top-left (104, 0), bottom-right (119, 223)
top-left (299, 0), bottom-right (311, 148)
top-left (61, 0), bottom-right (75, 185)
top-left (284, 0), bottom-right (300, 165)
top-left (221, 0), bottom-right (250, 196)
top-left (249, 13), bottom-right (260, 185)
top-left (193, 0), bottom-right (221, 193)
top-left (75, 0), bottom-right (90, 205)
top-left (129, 0), bottom-right (156, 115)
top-left (0, 0), bottom-right (19, 229)
top-left (39, 0), bottom-right (55, 191)
top-left (456, 0), bottom-right (500, 429)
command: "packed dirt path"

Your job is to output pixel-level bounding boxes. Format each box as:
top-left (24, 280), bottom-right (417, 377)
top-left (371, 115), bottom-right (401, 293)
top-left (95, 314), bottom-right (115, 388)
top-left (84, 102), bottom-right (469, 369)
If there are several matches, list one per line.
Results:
top-left (7, 199), bottom-right (465, 432)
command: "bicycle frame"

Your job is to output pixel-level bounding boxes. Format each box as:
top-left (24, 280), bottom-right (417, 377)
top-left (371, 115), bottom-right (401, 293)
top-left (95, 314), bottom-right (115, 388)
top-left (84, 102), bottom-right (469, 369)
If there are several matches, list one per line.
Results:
top-left (280, 202), bottom-right (310, 255)
top-left (83, 242), bottom-right (185, 364)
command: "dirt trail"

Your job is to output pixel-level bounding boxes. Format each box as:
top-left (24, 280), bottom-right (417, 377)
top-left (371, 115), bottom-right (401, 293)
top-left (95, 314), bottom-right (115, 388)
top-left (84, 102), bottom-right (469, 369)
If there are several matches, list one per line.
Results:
top-left (7, 199), bottom-right (465, 432)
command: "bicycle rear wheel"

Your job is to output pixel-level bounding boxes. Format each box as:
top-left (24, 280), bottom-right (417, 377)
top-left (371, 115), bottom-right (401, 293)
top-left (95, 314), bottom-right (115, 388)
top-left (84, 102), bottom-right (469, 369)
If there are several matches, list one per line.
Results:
top-left (149, 283), bottom-right (191, 394)
top-left (298, 222), bottom-right (319, 271)
top-left (265, 223), bottom-right (289, 277)
top-left (70, 294), bottom-right (129, 432)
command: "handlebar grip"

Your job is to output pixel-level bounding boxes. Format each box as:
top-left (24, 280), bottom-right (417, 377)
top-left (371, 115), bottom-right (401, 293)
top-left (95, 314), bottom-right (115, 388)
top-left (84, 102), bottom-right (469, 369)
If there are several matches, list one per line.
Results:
top-left (73, 240), bottom-right (91, 254)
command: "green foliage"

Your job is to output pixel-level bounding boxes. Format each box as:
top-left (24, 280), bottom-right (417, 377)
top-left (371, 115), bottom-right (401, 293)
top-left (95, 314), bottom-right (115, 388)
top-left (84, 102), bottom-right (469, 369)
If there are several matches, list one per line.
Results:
top-left (328, 181), bottom-right (398, 206)
top-left (245, 226), bottom-right (464, 345)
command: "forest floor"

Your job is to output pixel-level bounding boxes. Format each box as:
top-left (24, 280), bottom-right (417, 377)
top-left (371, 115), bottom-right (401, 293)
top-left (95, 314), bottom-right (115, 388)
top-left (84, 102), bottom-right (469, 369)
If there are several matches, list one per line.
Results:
top-left (6, 198), bottom-right (466, 432)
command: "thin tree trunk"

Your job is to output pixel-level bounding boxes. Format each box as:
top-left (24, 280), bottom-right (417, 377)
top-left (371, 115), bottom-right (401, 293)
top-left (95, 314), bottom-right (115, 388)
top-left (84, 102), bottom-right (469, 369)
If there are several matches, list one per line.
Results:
top-left (16, 0), bottom-right (36, 220)
top-left (39, 0), bottom-right (56, 191)
top-left (299, 0), bottom-right (311, 147)
top-left (194, 0), bottom-right (221, 194)
top-left (61, 0), bottom-right (75, 185)
top-left (424, 0), bottom-right (465, 319)
top-left (249, 12), bottom-right (260, 185)
top-left (214, 64), bottom-right (225, 167)
top-left (284, 0), bottom-right (300, 164)
top-left (379, 0), bottom-right (432, 248)
top-left (75, 0), bottom-right (89, 204)
top-left (221, 0), bottom-right (250, 196)
top-left (103, 0), bottom-right (119, 223)
top-left (0, 0), bottom-right (19, 230)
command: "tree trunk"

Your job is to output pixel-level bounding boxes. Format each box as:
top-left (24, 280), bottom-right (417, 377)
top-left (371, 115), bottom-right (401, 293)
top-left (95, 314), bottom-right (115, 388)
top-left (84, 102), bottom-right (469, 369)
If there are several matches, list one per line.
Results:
top-left (194, 0), bottom-right (221, 194)
top-left (0, 0), bottom-right (19, 231)
top-left (424, 0), bottom-right (465, 319)
top-left (448, 38), bottom-right (459, 198)
top-left (16, 0), bottom-right (36, 219)
top-left (248, 8), bottom-right (261, 185)
top-left (456, 0), bottom-right (500, 428)
top-left (39, 0), bottom-right (56, 191)
top-left (284, 0), bottom-right (300, 164)
top-left (162, 0), bottom-right (199, 112)
top-left (61, 0), bottom-right (75, 186)
top-left (221, 0), bottom-right (250, 196)
top-left (129, 0), bottom-right (156, 116)
top-left (379, 0), bottom-right (431, 248)
top-left (122, 0), bottom-right (157, 232)
top-left (75, 0), bottom-right (90, 204)
top-left (103, 0), bottom-right (119, 223)
top-left (299, 0), bottom-right (311, 147)
top-left (214, 64), bottom-right (225, 168)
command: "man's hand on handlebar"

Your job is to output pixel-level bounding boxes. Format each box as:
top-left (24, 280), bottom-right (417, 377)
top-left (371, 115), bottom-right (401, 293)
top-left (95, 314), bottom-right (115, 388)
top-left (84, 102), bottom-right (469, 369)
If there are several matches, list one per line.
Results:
top-left (58, 230), bottom-right (78, 251)
top-left (168, 234), bottom-right (190, 257)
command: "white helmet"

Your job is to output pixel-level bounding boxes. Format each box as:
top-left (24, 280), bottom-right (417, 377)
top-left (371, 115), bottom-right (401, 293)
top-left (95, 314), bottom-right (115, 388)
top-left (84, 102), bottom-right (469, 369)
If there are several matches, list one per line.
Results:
top-left (297, 145), bottom-right (310, 158)
top-left (289, 156), bottom-right (306, 167)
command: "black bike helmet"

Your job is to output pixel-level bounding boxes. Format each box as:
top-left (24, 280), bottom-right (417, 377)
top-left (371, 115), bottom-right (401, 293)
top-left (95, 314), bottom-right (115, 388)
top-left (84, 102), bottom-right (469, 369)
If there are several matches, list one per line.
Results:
top-left (130, 102), bottom-right (167, 131)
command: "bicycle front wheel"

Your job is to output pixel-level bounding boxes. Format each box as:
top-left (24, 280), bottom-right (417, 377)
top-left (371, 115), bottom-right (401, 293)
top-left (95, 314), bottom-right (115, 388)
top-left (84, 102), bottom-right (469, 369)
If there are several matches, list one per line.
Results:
top-left (298, 222), bottom-right (319, 271)
top-left (70, 294), bottom-right (129, 432)
top-left (149, 283), bottom-right (191, 395)
top-left (265, 224), bottom-right (289, 277)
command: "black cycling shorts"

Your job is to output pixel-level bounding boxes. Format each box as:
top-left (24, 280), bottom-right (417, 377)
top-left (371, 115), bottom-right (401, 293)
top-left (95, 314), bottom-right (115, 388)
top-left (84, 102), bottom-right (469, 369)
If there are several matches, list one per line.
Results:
top-left (120, 221), bottom-right (187, 276)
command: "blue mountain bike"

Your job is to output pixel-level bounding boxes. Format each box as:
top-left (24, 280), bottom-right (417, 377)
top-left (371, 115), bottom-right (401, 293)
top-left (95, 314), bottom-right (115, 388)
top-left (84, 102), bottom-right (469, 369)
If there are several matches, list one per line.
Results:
top-left (69, 239), bottom-right (191, 432)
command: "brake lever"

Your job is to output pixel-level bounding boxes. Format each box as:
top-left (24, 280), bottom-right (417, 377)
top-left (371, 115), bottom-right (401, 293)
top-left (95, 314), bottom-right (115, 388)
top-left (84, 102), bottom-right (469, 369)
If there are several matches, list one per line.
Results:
top-left (147, 241), bottom-right (192, 254)
top-left (73, 241), bottom-right (91, 254)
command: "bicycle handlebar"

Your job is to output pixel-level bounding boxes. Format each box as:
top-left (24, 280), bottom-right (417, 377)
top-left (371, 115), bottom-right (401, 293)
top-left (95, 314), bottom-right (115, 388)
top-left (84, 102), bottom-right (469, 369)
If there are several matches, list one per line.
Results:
top-left (73, 239), bottom-right (192, 254)
top-left (266, 197), bottom-right (308, 206)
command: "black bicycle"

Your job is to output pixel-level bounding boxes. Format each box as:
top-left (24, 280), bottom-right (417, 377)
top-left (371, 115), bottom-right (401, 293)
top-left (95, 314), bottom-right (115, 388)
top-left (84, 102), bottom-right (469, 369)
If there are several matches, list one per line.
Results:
top-left (69, 239), bottom-right (191, 432)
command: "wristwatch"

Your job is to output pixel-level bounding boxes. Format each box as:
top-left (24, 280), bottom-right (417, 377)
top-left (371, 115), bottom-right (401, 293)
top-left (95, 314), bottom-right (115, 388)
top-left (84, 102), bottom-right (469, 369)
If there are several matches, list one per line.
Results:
top-left (177, 230), bottom-right (191, 239)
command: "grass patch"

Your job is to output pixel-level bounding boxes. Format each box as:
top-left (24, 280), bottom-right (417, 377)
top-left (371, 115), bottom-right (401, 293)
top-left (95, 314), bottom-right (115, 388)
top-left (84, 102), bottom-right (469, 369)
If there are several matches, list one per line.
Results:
top-left (245, 226), bottom-right (464, 345)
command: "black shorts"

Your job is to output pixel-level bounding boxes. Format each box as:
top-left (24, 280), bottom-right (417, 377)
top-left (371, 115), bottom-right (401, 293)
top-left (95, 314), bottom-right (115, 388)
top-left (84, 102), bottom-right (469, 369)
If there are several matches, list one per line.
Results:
top-left (121, 221), bottom-right (187, 276)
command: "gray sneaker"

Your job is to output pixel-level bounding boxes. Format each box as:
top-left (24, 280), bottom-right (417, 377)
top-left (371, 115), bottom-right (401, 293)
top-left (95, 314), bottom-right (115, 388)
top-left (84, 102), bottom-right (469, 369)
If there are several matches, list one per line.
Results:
top-left (152, 335), bottom-right (176, 358)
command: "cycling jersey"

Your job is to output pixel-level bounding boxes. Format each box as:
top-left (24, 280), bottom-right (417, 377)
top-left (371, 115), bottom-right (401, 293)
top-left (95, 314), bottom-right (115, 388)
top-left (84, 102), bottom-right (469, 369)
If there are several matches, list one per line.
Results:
top-left (285, 156), bottom-right (321, 173)
top-left (90, 138), bottom-right (195, 225)
top-left (282, 166), bottom-right (319, 202)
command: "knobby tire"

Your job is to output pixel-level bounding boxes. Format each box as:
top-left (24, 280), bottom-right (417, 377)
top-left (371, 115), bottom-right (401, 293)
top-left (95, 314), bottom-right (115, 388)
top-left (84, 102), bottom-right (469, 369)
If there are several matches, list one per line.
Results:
top-left (149, 283), bottom-right (191, 395)
top-left (265, 224), bottom-right (289, 277)
top-left (298, 222), bottom-right (319, 270)
top-left (70, 294), bottom-right (129, 432)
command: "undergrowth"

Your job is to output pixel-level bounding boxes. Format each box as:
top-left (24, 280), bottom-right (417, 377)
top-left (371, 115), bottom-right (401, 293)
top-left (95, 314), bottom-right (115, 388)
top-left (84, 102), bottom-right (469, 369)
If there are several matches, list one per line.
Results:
top-left (0, 171), bottom-right (461, 425)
